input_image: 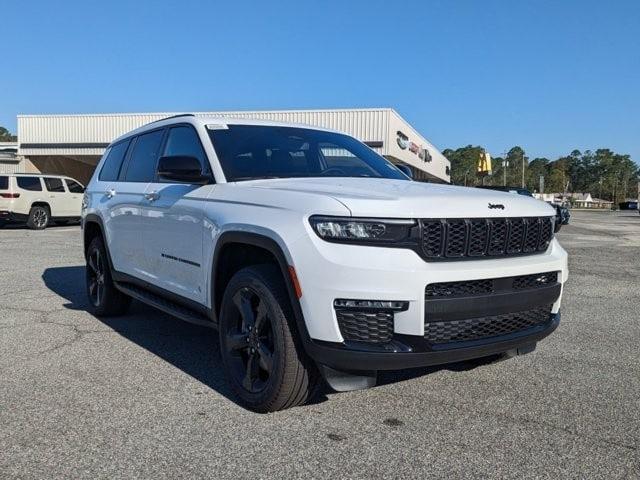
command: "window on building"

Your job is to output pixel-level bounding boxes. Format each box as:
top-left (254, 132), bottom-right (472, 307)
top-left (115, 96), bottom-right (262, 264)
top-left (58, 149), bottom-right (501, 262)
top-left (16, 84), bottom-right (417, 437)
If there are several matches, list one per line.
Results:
top-left (44, 177), bottom-right (65, 192)
top-left (16, 177), bottom-right (43, 191)
top-left (99, 140), bottom-right (130, 181)
top-left (163, 126), bottom-right (208, 172)
top-left (320, 144), bottom-right (380, 177)
top-left (124, 130), bottom-right (165, 182)
top-left (65, 179), bottom-right (85, 193)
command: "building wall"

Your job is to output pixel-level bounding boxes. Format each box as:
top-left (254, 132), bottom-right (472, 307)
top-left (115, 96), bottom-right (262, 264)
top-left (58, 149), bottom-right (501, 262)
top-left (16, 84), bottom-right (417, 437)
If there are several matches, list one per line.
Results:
top-left (0, 159), bottom-right (24, 174)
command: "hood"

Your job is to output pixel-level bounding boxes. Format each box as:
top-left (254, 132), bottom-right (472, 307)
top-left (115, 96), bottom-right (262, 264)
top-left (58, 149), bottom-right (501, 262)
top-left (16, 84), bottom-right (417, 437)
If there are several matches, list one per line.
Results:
top-left (244, 177), bottom-right (556, 218)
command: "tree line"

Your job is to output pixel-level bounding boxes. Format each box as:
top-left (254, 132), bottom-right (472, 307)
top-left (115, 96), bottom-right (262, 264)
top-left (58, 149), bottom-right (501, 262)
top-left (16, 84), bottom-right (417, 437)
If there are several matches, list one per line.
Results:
top-left (0, 126), bottom-right (17, 142)
top-left (443, 145), bottom-right (639, 203)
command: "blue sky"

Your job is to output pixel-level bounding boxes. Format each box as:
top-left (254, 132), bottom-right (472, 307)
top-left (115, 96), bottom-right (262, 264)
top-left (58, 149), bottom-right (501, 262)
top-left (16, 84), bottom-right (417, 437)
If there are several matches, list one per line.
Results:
top-left (3, 0), bottom-right (639, 161)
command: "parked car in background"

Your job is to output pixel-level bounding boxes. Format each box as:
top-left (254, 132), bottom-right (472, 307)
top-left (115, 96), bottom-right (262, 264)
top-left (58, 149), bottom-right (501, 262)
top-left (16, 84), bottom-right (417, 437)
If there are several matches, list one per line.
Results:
top-left (618, 201), bottom-right (638, 210)
top-left (477, 185), bottom-right (570, 228)
top-left (0, 173), bottom-right (85, 229)
top-left (82, 115), bottom-right (568, 412)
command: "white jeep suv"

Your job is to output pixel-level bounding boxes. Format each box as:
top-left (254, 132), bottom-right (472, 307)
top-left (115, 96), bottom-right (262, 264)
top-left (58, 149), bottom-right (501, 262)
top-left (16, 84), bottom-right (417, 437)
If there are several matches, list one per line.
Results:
top-left (82, 114), bottom-right (568, 412)
top-left (0, 173), bottom-right (85, 229)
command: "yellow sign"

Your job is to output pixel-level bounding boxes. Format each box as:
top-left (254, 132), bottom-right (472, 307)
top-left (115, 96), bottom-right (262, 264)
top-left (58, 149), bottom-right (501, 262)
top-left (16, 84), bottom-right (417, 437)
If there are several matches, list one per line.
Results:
top-left (477, 152), bottom-right (492, 174)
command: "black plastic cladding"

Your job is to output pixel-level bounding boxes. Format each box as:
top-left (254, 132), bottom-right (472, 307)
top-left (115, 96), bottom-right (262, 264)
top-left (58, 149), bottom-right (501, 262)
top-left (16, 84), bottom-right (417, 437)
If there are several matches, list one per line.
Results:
top-left (420, 217), bottom-right (554, 261)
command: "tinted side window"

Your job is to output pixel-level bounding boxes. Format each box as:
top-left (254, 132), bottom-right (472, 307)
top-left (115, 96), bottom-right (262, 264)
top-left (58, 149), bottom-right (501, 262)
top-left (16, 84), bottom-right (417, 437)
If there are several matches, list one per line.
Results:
top-left (163, 126), bottom-right (207, 169)
top-left (44, 177), bottom-right (65, 192)
top-left (17, 177), bottom-right (43, 191)
top-left (99, 140), bottom-right (130, 181)
top-left (0, 176), bottom-right (7, 190)
top-left (65, 179), bottom-right (84, 193)
top-left (125, 130), bottom-right (165, 182)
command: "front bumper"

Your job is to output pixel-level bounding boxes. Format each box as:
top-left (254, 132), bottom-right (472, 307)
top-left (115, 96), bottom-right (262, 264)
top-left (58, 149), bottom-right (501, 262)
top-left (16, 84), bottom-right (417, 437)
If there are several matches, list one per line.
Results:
top-left (306, 312), bottom-right (560, 371)
top-left (291, 233), bottom-right (568, 343)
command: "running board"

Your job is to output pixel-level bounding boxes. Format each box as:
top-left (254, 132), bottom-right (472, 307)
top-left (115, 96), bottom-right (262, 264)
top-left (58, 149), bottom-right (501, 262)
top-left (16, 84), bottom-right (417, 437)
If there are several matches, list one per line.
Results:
top-left (115, 282), bottom-right (214, 329)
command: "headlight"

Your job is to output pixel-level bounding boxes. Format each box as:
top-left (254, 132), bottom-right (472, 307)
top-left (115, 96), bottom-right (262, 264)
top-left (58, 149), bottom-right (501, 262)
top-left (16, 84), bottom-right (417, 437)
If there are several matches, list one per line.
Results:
top-left (309, 216), bottom-right (416, 244)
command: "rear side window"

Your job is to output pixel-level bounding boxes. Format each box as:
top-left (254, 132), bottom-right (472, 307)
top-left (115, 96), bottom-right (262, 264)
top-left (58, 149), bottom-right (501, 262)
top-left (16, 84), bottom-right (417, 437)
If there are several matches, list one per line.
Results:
top-left (0, 176), bottom-right (7, 190)
top-left (17, 177), bottom-right (43, 191)
top-left (99, 140), bottom-right (130, 181)
top-left (65, 179), bottom-right (84, 193)
top-left (124, 130), bottom-right (165, 182)
top-left (44, 177), bottom-right (65, 192)
top-left (163, 126), bottom-right (208, 170)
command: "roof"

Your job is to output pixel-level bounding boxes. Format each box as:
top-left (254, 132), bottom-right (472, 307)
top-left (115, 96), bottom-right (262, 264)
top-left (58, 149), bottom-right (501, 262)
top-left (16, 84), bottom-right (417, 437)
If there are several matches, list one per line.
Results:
top-left (3, 172), bottom-right (78, 179)
top-left (112, 115), bottom-right (341, 144)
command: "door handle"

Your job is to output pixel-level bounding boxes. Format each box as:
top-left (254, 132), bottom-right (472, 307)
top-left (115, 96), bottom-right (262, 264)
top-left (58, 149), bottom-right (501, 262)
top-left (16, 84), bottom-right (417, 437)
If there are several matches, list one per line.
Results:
top-left (144, 191), bottom-right (160, 202)
top-left (105, 189), bottom-right (116, 199)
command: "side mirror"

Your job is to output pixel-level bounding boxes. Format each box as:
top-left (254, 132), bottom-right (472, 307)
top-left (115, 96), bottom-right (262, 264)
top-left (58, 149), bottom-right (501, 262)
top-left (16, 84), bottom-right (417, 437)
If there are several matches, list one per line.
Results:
top-left (554, 217), bottom-right (562, 233)
top-left (554, 206), bottom-right (562, 232)
top-left (397, 164), bottom-right (413, 179)
top-left (157, 156), bottom-right (210, 184)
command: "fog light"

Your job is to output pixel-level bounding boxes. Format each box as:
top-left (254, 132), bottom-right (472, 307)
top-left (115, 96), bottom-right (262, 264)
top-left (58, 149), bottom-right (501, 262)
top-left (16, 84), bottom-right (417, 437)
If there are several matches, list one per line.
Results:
top-left (333, 299), bottom-right (409, 311)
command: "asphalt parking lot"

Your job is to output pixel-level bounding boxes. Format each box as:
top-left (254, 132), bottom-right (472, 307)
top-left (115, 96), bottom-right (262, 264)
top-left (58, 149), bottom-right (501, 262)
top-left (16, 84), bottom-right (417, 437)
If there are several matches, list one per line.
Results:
top-left (1, 210), bottom-right (638, 479)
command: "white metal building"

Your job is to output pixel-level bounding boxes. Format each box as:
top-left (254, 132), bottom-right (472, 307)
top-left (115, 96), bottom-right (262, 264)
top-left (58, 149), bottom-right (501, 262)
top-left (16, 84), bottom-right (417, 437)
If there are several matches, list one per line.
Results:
top-left (0, 142), bottom-right (22, 174)
top-left (17, 108), bottom-right (450, 185)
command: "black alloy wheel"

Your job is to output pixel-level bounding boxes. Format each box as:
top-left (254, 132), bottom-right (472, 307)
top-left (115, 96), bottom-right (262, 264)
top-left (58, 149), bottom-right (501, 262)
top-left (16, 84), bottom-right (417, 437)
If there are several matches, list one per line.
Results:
top-left (85, 236), bottom-right (131, 316)
top-left (223, 287), bottom-right (275, 393)
top-left (87, 247), bottom-right (105, 308)
top-left (219, 265), bottom-right (319, 412)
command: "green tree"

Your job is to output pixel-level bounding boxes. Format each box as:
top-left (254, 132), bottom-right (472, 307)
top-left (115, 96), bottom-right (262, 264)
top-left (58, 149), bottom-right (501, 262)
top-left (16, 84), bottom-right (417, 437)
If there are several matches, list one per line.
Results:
top-left (526, 157), bottom-right (549, 192)
top-left (447, 144), bottom-right (638, 201)
top-left (442, 145), bottom-right (486, 186)
top-left (504, 146), bottom-right (528, 187)
top-left (0, 126), bottom-right (17, 142)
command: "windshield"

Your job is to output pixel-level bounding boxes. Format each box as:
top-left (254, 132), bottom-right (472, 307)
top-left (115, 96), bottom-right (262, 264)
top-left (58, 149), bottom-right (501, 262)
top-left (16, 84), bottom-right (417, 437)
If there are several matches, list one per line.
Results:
top-left (208, 125), bottom-right (409, 182)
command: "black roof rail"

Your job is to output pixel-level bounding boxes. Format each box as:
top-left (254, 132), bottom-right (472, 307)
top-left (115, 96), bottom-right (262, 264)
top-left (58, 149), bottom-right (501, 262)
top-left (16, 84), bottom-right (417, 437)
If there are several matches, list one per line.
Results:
top-left (147, 113), bottom-right (195, 125)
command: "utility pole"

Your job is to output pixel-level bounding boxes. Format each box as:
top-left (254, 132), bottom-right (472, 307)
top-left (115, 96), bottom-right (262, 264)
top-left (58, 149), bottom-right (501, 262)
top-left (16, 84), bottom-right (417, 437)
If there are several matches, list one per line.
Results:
top-left (502, 150), bottom-right (508, 186)
top-left (521, 151), bottom-right (525, 188)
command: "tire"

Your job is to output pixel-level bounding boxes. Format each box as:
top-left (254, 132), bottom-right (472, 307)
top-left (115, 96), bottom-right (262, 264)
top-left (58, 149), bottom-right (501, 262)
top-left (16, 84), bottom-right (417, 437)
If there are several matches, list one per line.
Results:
top-left (219, 264), bottom-right (319, 412)
top-left (85, 236), bottom-right (131, 316)
top-left (26, 205), bottom-right (50, 230)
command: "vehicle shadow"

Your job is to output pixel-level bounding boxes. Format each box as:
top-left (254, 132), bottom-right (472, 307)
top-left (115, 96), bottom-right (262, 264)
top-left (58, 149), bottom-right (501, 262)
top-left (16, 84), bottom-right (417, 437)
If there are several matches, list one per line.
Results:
top-left (42, 265), bottom-right (243, 406)
top-left (1, 221), bottom-right (79, 230)
top-left (41, 266), bottom-right (498, 409)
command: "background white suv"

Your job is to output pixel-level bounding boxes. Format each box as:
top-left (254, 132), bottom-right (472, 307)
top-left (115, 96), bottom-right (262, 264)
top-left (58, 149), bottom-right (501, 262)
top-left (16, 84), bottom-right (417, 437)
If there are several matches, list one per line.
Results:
top-left (82, 114), bottom-right (568, 412)
top-left (0, 173), bottom-right (85, 229)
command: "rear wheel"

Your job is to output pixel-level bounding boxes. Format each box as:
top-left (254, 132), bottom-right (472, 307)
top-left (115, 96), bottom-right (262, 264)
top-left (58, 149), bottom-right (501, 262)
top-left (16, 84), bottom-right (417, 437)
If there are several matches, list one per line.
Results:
top-left (219, 265), bottom-right (319, 412)
top-left (26, 205), bottom-right (49, 230)
top-left (86, 236), bottom-right (131, 316)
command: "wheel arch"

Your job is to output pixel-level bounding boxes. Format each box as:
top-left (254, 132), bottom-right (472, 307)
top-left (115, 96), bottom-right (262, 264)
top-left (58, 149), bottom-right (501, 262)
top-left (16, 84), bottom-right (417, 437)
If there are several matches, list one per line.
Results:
top-left (211, 231), bottom-right (312, 345)
top-left (82, 214), bottom-right (116, 271)
top-left (30, 201), bottom-right (51, 213)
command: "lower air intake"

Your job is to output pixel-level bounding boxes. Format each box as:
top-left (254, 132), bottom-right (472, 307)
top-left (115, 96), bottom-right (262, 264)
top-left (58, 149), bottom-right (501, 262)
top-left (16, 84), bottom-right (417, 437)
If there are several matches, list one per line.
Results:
top-left (424, 306), bottom-right (552, 344)
top-left (336, 310), bottom-right (394, 344)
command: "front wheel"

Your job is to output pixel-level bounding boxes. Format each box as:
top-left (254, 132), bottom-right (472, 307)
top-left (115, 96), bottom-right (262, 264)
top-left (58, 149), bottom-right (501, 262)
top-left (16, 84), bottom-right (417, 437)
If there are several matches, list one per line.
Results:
top-left (219, 265), bottom-right (319, 412)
